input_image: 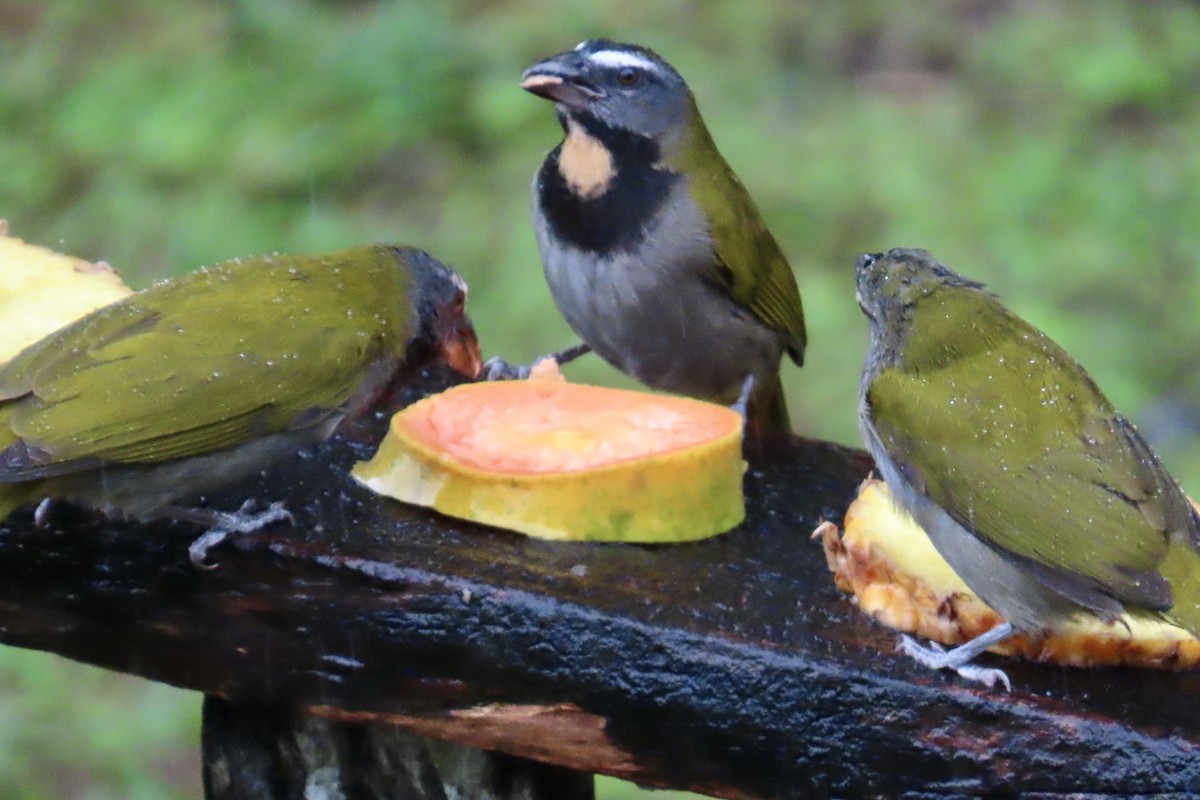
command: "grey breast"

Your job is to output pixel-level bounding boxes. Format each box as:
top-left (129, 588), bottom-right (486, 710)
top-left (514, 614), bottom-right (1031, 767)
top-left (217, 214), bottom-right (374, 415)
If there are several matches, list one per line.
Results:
top-left (534, 181), bottom-right (783, 402)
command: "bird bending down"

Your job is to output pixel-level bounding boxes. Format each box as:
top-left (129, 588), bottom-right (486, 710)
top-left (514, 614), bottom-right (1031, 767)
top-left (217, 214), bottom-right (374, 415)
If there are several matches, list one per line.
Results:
top-left (0, 245), bottom-right (481, 566)
top-left (856, 248), bottom-right (1200, 689)
top-left (510, 39), bottom-right (806, 441)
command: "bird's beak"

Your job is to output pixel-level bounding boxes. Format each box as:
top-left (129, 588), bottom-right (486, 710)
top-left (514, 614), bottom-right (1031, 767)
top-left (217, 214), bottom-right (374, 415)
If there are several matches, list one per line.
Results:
top-left (521, 54), bottom-right (604, 110)
top-left (439, 316), bottom-right (482, 379)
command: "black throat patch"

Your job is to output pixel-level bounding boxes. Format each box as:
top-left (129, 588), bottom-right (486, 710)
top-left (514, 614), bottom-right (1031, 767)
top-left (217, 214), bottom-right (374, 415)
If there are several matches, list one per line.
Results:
top-left (537, 112), bottom-right (678, 254)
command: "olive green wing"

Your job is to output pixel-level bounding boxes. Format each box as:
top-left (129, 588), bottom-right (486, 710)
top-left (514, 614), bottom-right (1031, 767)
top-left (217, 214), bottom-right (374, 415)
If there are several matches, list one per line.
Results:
top-left (670, 106), bottom-right (806, 363)
top-left (866, 289), bottom-right (1192, 610)
top-left (0, 247), bottom-right (414, 478)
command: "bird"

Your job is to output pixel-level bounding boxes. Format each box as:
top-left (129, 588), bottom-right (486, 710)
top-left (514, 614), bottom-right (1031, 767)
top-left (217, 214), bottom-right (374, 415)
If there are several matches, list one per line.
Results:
top-left (856, 247), bottom-right (1200, 688)
top-left (0, 244), bottom-right (481, 565)
top-left (517, 39), bottom-right (805, 439)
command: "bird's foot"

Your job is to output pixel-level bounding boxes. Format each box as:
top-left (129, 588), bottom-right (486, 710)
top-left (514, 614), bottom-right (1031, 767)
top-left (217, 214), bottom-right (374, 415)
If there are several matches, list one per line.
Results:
top-left (482, 356), bottom-right (533, 381)
top-left (897, 622), bottom-right (1014, 691)
top-left (186, 500), bottom-right (294, 569)
top-left (483, 343), bottom-right (592, 381)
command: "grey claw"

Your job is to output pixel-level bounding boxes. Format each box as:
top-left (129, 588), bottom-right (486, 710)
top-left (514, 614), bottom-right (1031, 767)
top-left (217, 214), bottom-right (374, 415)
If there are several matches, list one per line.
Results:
top-left (898, 633), bottom-right (1012, 691)
top-left (731, 374), bottom-right (756, 422)
top-left (263, 501), bottom-right (295, 527)
top-left (33, 498), bottom-right (54, 528)
top-left (484, 345), bottom-right (590, 382)
top-left (187, 500), bottom-right (294, 569)
top-left (189, 529), bottom-right (229, 570)
top-left (482, 356), bottom-right (530, 381)
top-left (482, 356), bottom-right (507, 381)
top-left (956, 664), bottom-right (1012, 691)
top-left (898, 634), bottom-right (944, 657)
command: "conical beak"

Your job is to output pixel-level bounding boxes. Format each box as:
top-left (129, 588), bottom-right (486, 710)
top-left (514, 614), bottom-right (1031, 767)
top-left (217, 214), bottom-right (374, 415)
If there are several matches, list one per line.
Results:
top-left (440, 317), bottom-right (482, 379)
top-left (521, 53), bottom-right (604, 110)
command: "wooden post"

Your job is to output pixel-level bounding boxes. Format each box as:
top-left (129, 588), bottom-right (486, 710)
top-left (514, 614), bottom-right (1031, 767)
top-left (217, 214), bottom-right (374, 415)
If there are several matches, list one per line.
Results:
top-left (202, 697), bottom-right (593, 800)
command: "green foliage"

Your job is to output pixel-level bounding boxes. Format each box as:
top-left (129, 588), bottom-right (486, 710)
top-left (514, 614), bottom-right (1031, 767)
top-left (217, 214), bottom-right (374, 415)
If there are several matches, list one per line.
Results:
top-left (2, 1), bottom-right (1200, 796)
top-left (0, 648), bottom-right (200, 799)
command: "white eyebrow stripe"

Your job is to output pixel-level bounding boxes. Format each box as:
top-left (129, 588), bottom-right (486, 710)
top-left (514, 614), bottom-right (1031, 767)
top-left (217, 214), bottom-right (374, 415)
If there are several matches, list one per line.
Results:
top-left (587, 49), bottom-right (659, 72)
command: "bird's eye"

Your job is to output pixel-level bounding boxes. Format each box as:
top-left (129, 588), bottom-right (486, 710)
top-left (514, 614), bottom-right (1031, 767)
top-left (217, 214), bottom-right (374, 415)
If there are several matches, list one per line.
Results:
top-left (617, 67), bottom-right (641, 86)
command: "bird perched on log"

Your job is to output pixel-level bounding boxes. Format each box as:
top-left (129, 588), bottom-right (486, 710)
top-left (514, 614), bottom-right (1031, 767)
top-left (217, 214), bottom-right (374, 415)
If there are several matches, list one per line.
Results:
top-left (509, 39), bottom-right (805, 439)
top-left (0, 244), bottom-right (481, 565)
top-left (856, 247), bottom-right (1200, 688)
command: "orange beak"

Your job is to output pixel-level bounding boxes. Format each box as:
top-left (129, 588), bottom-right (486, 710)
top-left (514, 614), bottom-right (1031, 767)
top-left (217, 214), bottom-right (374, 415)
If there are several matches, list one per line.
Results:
top-left (440, 317), bottom-right (482, 379)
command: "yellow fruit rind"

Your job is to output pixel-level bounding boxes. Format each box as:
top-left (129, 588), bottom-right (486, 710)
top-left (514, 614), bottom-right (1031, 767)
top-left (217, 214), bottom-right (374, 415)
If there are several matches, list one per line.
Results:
top-left (815, 479), bottom-right (1200, 669)
top-left (0, 229), bottom-right (131, 364)
top-left (353, 385), bottom-right (746, 543)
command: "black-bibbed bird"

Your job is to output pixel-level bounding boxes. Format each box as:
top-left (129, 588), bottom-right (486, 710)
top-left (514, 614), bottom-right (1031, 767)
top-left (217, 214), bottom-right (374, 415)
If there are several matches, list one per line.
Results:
top-left (520, 40), bottom-right (806, 438)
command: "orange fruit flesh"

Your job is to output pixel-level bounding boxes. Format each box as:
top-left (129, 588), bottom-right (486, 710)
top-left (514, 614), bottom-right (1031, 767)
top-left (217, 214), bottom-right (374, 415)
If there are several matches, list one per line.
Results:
top-left (399, 380), bottom-right (741, 474)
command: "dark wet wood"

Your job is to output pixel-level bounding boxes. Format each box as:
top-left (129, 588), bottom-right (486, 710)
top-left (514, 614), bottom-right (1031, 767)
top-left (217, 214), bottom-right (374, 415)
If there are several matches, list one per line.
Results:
top-left (2, 366), bottom-right (1200, 798)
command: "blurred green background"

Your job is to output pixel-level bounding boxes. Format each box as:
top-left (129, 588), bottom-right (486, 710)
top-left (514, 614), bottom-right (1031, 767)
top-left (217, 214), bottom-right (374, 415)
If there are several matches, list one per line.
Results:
top-left (2, 0), bottom-right (1200, 796)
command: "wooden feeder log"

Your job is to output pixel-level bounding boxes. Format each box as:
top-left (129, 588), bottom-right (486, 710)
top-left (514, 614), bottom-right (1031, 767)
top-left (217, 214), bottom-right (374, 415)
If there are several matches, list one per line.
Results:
top-left (0, 368), bottom-right (1198, 797)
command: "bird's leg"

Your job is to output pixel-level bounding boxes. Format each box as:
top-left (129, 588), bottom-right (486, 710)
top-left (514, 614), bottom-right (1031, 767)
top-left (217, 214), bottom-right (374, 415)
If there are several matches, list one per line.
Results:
top-left (731, 374), bottom-right (756, 424)
top-left (483, 343), bottom-right (592, 381)
top-left (173, 500), bottom-right (295, 569)
top-left (897, 622), bottom-right (1014, 690)
top-left (548, 342), bottom-right (592, 367)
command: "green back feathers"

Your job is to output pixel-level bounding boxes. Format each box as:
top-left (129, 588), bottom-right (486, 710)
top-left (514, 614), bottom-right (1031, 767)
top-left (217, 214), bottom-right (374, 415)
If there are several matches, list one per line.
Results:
top-left (0, 245), bottom-right (419, 477)
top-left (668, 99), bottom-right (806, 364)
top-left (867, 286), bottom-right (1196, 613)
top-left (1157, 533), bottom-right (1200, 636)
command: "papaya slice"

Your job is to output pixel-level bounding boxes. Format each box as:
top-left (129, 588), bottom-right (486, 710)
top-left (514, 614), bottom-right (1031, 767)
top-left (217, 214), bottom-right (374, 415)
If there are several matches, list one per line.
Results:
top-left (353, 364), bottom-right (746, 542)
top-left (815, 479), bottom-right (1200, 669)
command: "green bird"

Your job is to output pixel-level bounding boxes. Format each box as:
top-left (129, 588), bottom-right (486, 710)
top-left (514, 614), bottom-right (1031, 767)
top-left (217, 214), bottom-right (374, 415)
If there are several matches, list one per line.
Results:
top-left (0, 244), bottom-right (481, 564)
top-left (511, 40), bottom-right (805, 437)
top-left (857, 248), bottom-right (1200, 688)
